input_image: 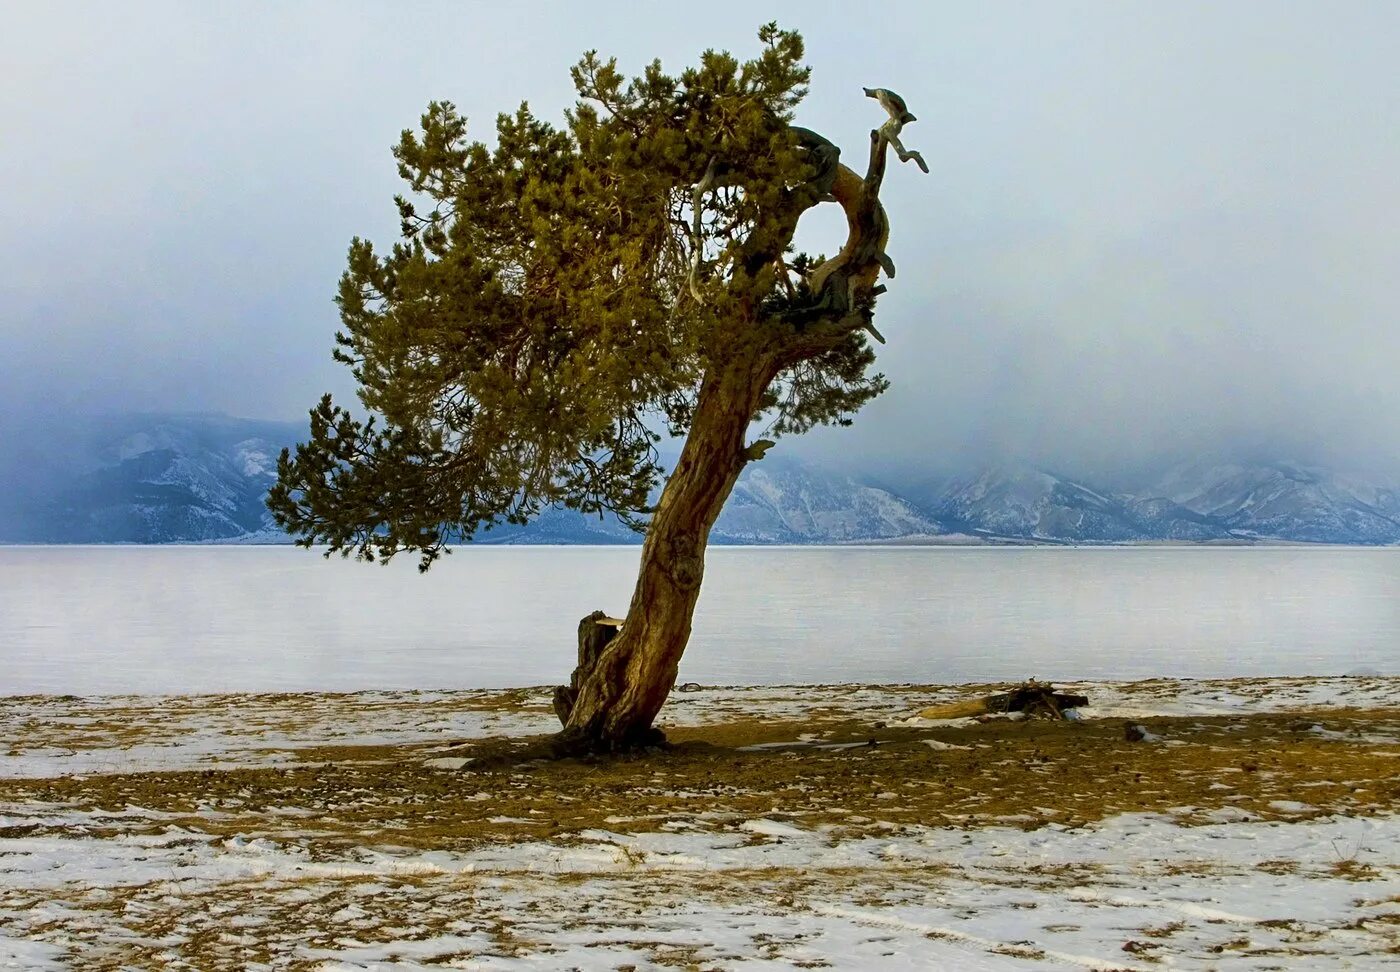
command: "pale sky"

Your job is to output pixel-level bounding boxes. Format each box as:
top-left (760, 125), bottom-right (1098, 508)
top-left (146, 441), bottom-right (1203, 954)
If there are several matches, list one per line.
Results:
top-left (2, 1), bottom-right (1397, 478)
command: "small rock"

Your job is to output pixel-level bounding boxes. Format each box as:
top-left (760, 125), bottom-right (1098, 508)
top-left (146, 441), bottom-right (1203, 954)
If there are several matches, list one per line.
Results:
top-left (423, 757), bottom-right (473, 770)
top-left (924, 739), bottom-right (973, 751)
top-left (676, 682), bottom-right (703, 693)
top-left (1123, 722), bottom-right (1158, 742)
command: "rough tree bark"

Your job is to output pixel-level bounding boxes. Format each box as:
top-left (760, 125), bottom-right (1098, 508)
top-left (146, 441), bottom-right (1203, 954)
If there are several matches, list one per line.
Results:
top-left (553, 92), bottom-right (923, 754)
top-left (555, 351), bottom-right (782, 753)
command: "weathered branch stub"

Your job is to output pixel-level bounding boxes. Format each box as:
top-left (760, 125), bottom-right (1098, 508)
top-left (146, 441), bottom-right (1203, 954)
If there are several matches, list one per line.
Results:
top-left (553, 611), bottom-right (625, 727)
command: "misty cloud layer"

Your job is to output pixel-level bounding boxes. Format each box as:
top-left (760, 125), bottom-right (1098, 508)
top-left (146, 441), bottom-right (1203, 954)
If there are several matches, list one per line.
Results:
top-left (3, 1), bottom-right (1397, 479)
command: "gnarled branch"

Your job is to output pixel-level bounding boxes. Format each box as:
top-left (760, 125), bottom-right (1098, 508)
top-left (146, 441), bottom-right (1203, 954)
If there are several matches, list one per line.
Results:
top-left (799, 87), bottom-right (926, 343)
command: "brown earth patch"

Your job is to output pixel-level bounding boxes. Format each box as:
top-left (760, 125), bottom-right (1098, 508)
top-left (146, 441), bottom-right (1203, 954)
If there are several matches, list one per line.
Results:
top-left (2, 710), bottom-right (1396, 853)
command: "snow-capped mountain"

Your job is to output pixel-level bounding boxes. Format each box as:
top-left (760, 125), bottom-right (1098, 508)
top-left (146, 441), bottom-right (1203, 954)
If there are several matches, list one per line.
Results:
top-left (920, 466), bottom-right (1233, 543)
top-left (0, 414), bottom-right (298, 543)
top-left (1143, 459), bottom-right (1400, 544)
top-left (716, 458), bottom-right (939, 542)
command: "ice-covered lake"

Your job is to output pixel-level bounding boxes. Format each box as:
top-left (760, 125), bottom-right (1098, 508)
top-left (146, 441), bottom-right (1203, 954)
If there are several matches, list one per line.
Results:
top-left (1, 545), bottom-right (1396, 694)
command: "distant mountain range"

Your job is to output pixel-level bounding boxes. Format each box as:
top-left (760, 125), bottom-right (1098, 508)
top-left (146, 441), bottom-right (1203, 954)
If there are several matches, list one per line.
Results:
top-left (1, 412), bottom-right (1397, 545)
top-left (915, 462), bottom-right (1400, 545)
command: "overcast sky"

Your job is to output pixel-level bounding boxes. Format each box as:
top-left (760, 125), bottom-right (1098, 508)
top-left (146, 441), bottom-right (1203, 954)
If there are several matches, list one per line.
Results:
top-left (2, 1), bottom-right (1397, 479)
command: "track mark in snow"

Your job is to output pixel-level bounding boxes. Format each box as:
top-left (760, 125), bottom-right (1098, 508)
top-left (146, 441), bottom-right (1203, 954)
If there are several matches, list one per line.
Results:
top-left (811, 903), bottom-right (1149, 971)
top-left (1062, 887), bottom-right (1258, 924)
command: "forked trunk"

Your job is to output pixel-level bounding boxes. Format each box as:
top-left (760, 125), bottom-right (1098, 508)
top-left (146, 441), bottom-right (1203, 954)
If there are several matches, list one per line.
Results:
top-left (555, 353), bottom-right (779, 753)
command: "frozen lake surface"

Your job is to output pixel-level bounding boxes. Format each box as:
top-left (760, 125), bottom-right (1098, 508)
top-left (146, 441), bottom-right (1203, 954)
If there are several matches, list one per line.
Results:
top-left (1, 545), bottom-right (1396, 694)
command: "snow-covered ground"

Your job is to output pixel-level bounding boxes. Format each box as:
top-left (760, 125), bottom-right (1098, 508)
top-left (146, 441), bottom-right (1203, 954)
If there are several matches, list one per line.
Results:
top-left (2, 804), bottom-right (1397, 970)
top-left (1, 678), bottom-right (1397, 969)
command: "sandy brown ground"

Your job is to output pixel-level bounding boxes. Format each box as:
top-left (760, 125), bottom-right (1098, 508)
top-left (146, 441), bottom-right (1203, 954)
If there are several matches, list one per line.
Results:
top-left (4, 707), bottom-right (1399, 850)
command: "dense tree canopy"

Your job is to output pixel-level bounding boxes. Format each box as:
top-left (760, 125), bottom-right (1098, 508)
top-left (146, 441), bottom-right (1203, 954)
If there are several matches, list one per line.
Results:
top-left (268, 24), bottom-right (892, 567)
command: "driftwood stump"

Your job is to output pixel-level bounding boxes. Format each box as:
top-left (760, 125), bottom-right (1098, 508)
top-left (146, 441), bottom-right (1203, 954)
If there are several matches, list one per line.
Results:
top-left (553, 611), bottom-right (624, 727)
top-left (917, 680), bottom-right (1089, 721)
top-left (985, 680), bottom-right (1089, 719)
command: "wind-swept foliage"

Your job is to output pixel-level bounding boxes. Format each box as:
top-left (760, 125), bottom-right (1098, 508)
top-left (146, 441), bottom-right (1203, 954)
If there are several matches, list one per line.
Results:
top-left (269, 24), bottom-right (889, 569)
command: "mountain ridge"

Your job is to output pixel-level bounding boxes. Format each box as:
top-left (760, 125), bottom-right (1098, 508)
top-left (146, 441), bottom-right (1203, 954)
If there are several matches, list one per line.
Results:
top-left (2, 413), bottom-right (1397, 546)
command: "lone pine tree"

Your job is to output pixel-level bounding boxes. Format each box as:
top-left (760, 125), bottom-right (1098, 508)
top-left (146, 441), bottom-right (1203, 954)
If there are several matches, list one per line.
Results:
top-left (268, 24), bottom-right (926, 753)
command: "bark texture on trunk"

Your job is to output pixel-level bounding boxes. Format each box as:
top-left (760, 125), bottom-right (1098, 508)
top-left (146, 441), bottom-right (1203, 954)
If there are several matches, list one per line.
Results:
top-left (556, 352), bottom-right (779, 753)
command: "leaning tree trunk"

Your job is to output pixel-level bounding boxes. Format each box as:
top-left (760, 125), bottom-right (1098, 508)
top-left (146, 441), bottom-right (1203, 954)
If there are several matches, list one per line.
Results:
top-left (554, 351), bottom-right (780, 753)
top-left (553, 97), bottom-right (922, 755)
